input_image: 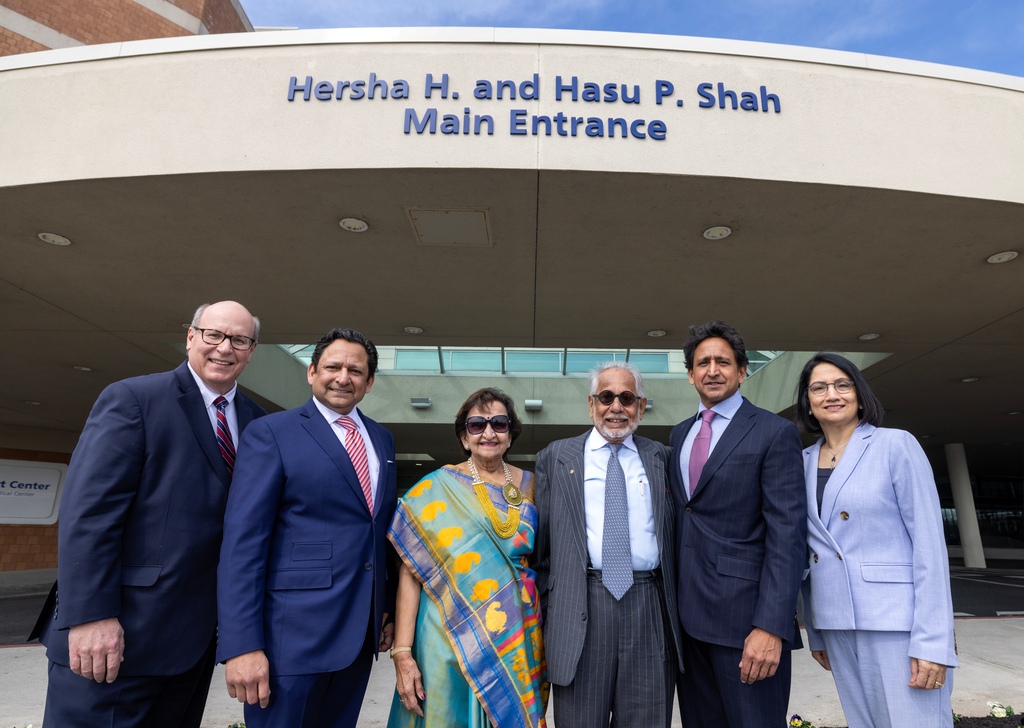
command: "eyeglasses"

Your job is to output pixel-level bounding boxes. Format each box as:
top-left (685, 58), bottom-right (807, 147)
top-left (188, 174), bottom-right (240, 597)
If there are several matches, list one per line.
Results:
top-left (193, 328), bottom-right (256, 351)
top-left (808, 379), bottom-right (855, 397)
top-left (465, 415), bottom-right (511, 435)
top-left (593, 390), bottom-right (641, 407)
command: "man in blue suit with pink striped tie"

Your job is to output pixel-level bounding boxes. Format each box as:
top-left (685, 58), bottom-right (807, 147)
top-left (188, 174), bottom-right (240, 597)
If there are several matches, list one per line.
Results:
top-left (216, 327), bottom-right (398, 728)
top-left (669, 321), bottom-right (806, 728)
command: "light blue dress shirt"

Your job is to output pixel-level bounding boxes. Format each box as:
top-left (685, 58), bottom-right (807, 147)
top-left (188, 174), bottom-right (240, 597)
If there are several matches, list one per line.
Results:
top-left (678, 389), bottom-right (744, 501)
top-left (583, 427), bottom-right (660, 571)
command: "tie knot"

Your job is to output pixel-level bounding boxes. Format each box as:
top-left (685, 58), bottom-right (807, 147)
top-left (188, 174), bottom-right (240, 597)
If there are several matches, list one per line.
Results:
top-left (700, 409), bottom-right (716, 424)
top-left (335, 415), bottom-right (356, 432)
top-left (214, 396), bottom-right (228, 411)
top-left (608, 443), bottom-right (622, 455)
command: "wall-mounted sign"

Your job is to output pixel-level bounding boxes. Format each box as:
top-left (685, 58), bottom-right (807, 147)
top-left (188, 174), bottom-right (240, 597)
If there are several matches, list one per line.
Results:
top-left (0, 459), bottom-right (67, 525)
top-left (287, 73), bottom-right (782, 141)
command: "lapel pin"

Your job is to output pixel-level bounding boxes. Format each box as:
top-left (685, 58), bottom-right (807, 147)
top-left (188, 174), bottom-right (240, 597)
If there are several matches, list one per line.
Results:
top-left (570, 469), bottom-right (574, 475)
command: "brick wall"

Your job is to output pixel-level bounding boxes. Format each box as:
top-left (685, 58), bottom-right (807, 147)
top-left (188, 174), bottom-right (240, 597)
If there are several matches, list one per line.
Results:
top-left (0, 25), bottom-right (47, 54)
top-left (0, 0), bottom-right (250, 58)
top-left (0, 447), bottom-right (68, 572)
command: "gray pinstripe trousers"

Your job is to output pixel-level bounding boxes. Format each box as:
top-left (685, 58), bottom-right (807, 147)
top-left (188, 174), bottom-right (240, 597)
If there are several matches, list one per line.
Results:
top-left (552, 570), bottom-right (675, 728)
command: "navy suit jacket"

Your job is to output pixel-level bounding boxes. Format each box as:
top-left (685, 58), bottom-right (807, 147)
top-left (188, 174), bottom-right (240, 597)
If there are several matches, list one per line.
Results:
top-left (216, 398), bottom-right (398, 676)
top-left (669, 397), bottom-right (806, 651)
top-left (31, 361), bottom-right (266, 675)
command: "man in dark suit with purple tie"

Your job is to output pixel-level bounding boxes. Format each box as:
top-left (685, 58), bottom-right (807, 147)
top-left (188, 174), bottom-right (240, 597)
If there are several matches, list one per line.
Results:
top-left (669, 321), bottom-right (806, 728)
top-left (32, 301), bottom-right (266, 728)
top-left (216, 327), bottom-right (398, 728)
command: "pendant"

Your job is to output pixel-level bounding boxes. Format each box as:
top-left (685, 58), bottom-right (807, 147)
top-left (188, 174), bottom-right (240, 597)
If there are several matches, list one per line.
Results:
top-left (502, 482), bottom-right (523, 506)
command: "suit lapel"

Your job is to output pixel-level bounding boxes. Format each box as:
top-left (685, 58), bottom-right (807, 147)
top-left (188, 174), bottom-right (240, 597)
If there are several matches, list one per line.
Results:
top-left (235, 395), bottom-right (256, 434)
top-left (636, 438), bottom-right (667, 552)
top-left (691, 399), bottom-right (756, 500)
top-left (300, 399), bottom-right (372, 516)
top-left (360, 409), bottom-right (389, 518)
top-left (804, 442), bottom-right (829, 536)
top-left (556, 434), bottom-right (589, 566)
top-left (174, 363), bottom-right (230, 488)
top-left (820, 423), bottom-right (874, 526)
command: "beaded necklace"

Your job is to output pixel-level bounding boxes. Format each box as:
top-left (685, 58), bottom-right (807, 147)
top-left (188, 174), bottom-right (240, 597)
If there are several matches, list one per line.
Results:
top-left (467, 457), bottom-right (522, 538)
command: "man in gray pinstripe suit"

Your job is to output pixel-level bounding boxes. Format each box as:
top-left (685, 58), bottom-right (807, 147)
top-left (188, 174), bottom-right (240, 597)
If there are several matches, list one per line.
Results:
top-left (531, 361), bottom-right (684, 728)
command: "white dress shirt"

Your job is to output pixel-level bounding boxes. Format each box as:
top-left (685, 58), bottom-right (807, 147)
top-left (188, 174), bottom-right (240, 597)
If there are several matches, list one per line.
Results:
top-left (187, 362), bottom-right (239, 447)
top-left (313, 398), bottom-right (380, 501)
top-left (677, 389), bottom-right (744, 500)
top-left (583, 427), bottom-right (660, 571)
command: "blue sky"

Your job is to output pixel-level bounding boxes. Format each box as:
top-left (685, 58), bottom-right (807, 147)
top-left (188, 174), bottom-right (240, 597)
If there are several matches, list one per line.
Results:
top-left (242, 0), bottom-right (1024, 78)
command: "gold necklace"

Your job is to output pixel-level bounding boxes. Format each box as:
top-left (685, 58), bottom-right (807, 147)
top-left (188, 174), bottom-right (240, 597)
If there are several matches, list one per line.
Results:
top-left (467, 457), bottom-right (521, 538)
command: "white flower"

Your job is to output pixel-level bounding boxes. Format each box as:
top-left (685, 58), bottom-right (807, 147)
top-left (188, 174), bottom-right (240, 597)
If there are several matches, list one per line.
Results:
top-left (988, 701), bottom-right (1007, 717)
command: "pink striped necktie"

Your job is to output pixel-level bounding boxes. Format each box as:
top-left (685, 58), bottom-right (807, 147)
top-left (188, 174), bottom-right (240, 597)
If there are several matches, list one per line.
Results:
top-left (688, 409), bottom-right (716, 498)
top-left (213, 396), bottom-right (235, 480)
top-left (335, 415), bottom-right (373, 512)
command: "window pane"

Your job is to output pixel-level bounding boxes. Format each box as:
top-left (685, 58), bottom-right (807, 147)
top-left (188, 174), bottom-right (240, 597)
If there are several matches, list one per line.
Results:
top-left (395, 350), bottom-right (440, 370)
top-left (629, 353), bottom-right (669, 372)
top-left (565, 351), bottom-right (616, 372)
top-left (450, 351), bottom-right (502, 371)
top-left (506, 351), bottom-right (561, 372)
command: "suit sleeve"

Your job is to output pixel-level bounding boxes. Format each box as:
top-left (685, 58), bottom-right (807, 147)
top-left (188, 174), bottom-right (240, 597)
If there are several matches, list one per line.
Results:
top-left (56, 382), bottom-right (146, 629)
top-left (216, 418), bottom-right (286, 663)
top-left (889, 431), bottom-right (958, 666)
top-left (530, 446), bottom-right (553, 617)
top-left (753, 420), bottom-right (807, 643)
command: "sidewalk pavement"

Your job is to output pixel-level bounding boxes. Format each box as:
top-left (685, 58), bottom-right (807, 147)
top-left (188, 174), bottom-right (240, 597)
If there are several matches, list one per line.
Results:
top-left (2, 568), bottom-right (1022, 726)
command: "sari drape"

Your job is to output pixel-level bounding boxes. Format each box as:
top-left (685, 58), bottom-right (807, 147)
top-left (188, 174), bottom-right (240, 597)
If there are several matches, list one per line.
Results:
top-left (387, 466), bottom-right (548, 728)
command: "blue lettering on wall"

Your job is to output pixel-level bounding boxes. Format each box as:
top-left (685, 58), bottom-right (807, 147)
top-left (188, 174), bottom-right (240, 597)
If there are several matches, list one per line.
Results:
top-left (404, 108), bottom-right (437, 134)
top-left (697, 83), bottom-right (715, 108)
top-left (655, 80), bottom-right (674, 105)
top-left (425, 73), bottom-right (449, 99)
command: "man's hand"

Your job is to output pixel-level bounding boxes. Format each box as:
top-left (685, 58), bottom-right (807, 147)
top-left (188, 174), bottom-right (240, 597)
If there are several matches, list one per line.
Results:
top-left (739, 627), bottom-right (782, 684)
top-left (68, 617), bottom-right (124, 683)
top-left (811, 650), bottom-right (831, 671)
top-left (909, 657), bottom-right (948, 690)
top-left (226, 650), bottom-right (271, 708)
top-left (379, 613), bottom-right (395, 652)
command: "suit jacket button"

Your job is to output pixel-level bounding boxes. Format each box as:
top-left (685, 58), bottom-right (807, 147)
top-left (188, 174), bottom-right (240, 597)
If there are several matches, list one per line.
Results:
top-left (813, 554), bottom-right (818, 563)
top-left (840, 511), bottom-right (850, 520)
top-left (685, 507), bottom-right (692, 514)
top-left (364, 562), bottom-right (372, 570)
top-left (581, 613), bottom-right (587, 621)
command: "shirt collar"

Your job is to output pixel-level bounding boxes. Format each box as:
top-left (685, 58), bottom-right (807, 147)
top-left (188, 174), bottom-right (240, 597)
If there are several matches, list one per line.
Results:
top-left (313, 397), bottom-right (363, 428)
top-left (586, 426), bottom-right (638, 454)
top-left (696, 388), bottom-right (743, 421)
top-left (187, 361), bottom-right (237, 408)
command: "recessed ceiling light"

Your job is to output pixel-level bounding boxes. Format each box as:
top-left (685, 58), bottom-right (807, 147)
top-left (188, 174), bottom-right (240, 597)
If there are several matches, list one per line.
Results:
top-left (415, 463), bottom-right (423, 466)
top-left (339, 218), bottom-right (369, 233)
top-left (960, 377), bottom-right (979, 383)
top-left (25, 400), bottom-right (42, 405)
top-left (858, 333), bottom-right (881, 341)
top-left (1008, 411), bottom-right (1021, 416)
top-left (987, 251), bottom-right (1018, 264)
top-left (647, 329), bottom-right (667, 337)
top-left (703, 226), bottom-right (732, 240)
top-left (404, 326), bottom-right (424, 334)
top-left (73, 365), bottom-right (93, 372)
top-left (37, 232), bottom-right (71, 246)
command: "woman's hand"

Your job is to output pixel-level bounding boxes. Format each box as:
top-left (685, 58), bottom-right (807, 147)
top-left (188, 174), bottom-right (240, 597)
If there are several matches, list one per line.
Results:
top-left (909, 657), bottom-right (947, 690)
top-left (811, 650), bottom-right (831, 671)
top-left (394, 652), bottom-right (425, 717)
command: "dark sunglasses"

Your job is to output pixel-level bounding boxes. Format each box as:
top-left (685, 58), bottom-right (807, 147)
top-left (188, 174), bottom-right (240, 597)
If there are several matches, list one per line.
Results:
top-left (594, 390), bottom-right (641, 407)
top-left (465, 415), bottom-right (511, 435)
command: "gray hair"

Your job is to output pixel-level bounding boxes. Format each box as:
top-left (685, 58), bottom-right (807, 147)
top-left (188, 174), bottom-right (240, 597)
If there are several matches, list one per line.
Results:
top-left (190, 303), bottom-right (261, 341)
top-left (589, 361), bottom-right (644, 398)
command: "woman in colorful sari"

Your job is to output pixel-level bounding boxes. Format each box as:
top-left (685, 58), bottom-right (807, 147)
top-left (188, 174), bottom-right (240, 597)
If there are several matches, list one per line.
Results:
top-left (387, 387), bottom-right (549, 728)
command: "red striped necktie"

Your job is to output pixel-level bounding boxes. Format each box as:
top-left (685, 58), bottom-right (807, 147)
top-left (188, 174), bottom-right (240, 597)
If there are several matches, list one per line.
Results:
top-left (213, 396), bottom-right (235, 479)
top-left (335, 415), bottom-right (374, 512)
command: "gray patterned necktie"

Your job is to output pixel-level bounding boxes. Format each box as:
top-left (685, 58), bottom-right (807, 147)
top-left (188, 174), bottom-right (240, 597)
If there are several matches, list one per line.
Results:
top-left (602, 443), bottom-right (633, 600)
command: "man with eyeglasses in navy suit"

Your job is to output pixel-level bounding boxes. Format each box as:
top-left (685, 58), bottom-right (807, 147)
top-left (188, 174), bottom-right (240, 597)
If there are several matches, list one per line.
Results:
top-left (531, 360), bottom-right (684, 728)
top-left (31, 301), bottom-right (267, 728)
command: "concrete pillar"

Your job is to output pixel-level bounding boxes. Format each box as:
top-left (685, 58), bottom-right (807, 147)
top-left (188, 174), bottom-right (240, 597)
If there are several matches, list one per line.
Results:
top-left (944, 443), bottom-right (987, 569)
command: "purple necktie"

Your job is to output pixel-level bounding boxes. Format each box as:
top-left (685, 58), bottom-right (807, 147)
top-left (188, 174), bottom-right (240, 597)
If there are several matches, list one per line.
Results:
top-left (688, 409), bottom-right (716, 498)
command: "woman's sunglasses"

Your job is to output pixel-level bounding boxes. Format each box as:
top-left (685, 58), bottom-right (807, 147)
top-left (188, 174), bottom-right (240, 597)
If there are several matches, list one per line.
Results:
top-left (465, 415), bottom-right (511, 435)
top-left (594, 390), bottom-right (641, 407)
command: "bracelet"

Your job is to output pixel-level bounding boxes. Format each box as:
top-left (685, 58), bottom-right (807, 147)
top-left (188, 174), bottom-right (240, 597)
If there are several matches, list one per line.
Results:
top-left (390, 646), bottom-right (412, 659)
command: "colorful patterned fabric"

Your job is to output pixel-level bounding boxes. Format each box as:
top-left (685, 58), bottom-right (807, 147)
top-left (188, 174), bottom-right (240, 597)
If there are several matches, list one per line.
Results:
top-left (387, 467), bottom-right (549, 728)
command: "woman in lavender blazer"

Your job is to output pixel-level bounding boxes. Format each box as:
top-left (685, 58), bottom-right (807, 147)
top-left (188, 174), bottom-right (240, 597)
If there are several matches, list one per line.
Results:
top-left (797, 353), bottom-right (957, 728)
